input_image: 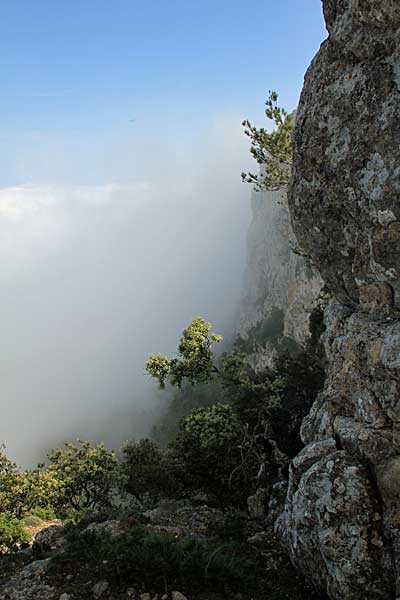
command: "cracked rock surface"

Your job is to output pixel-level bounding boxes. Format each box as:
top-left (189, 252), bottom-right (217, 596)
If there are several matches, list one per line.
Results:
top-left (282, 1), bottom-right (400, 598)
top-left (289, 0), bottom-right (400, 305)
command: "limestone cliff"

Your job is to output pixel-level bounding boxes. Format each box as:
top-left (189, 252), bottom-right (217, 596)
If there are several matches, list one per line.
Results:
top-left (237, 185), bottom-right (323, 369)
top-left (281, 1), bottom-right (400, 598)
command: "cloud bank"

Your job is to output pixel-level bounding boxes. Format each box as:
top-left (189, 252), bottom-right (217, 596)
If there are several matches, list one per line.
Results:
top-left (0, 118), bottom-right (252, 466)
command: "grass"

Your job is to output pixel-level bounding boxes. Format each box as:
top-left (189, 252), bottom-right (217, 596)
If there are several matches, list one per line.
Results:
top-left (46, 523), bottom-right (324, 600)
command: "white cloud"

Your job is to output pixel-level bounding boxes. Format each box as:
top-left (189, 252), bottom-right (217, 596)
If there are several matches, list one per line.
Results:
top-left (0, 117), bottom-right (253, 465)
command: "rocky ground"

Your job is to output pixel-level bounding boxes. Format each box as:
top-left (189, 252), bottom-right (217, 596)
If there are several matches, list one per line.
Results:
top-left (0, 501), bottom-right (324, 600)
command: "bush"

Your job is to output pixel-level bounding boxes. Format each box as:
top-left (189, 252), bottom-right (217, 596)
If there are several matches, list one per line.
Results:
top-left (46, 440), bottom-right (119, 515)
top-left (229, 350), bottom-right (325, 459)
top-left (270, 351), bottom-right (325, 457)
top-left (20, 469), bottom-right (63, 516)
top-left (27, 506), bottom-right (57, 521)
top-left (168, 404), bottom-right (257, 506)
top-left (0, 448), bottom-right (27, 518)
top-left (53, 526), bottom-right (257, 595)
top-left (146, 317), bottom-right (223, 388)
top-left (152, 380), bottom-right (221, 446)
top-left (121, 439), bottom-right (178, 500)
top-left (0, 512), bottom-right (30, 553)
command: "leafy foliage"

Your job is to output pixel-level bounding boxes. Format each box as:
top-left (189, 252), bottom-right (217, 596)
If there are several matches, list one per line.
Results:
top-left (182, 404), bottom-right (241, 450)
top-left (146, 317), bottom-right (222, 388)
top-left (0, 512), bottom-right (30, 553)
top-left (46, 440), bottom-right (119, 514)
top-left (0, 442), bottom-right (119, 521)
top-left (151, 379), bottom-right (221, 446)
top-left (121, 438), bottom-right (177, 500)
top-left (21, 469), bottom-right (63, 516)
top-left (120, 406), bottom-right (254, 507)
top-left (0, 448), bottom-right (26, 518)
top-left (242, 91), bottom-right (294, 191)
top-left (146, 317), bottom-right (279, 401)
top-left (168, 404), bottom-right (257, 506)
top-left (0, 448), bottom-right (60, 519)
top-left (230, 349), bottom-right (325, 459)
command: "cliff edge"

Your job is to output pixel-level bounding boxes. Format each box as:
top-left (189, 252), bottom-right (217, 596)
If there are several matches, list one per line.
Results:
top-left (281, 2), bottom-right (400, 598)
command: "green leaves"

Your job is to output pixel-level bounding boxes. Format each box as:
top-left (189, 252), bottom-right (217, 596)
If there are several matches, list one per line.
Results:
top-left (47, 440), bottom-right (119, 514)
top-left (182, 404), bottom-right (241, 451)
top-left (242, 91), bottom-right (294, 192)
top-left (0, 512), bottom-right (30, 553)
top-left (146, 317), bottom-right (223, 388)
top-left (121, 438), bottom-right (177, 499)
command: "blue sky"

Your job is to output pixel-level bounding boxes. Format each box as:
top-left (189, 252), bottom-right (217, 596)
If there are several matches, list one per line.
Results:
top-left (0, 1), bottom-right (326, 185)
top-left (0, 1), bottom-right (327, 463)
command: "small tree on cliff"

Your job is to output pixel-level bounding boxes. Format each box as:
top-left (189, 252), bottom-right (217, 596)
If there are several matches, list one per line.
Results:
top-left (146, 317), bottom-right (283, 401)
top-left (241, 91), bottom-right (294, 191)
top-left (146, 317), bottom-right (223, 388)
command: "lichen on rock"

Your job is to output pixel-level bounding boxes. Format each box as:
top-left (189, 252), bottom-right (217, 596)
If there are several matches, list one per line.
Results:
top-left (289, 0), bottom-right (400, 306)
top-left (282, 0), bottom-right (400, 598)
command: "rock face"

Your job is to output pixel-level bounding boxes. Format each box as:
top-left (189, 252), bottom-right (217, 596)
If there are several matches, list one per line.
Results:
top-left (283, 1), bottom-right (400, 598)
top-left (289, 0), bottom-right (400, 306)
top-left (238, 185), bottom-right (323, 369)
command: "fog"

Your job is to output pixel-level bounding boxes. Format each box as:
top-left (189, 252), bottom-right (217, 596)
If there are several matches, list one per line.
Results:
top-left (0, 117), bottom-right (252, 466)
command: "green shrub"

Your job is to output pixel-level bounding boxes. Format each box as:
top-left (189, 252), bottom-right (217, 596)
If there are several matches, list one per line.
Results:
top-left (152, 380), bottom-right (221, 446)
top-left (121, 439), bottom-right (178, 500)
top-left (146, 317), bottom-right (223, 388)
top-left (241, 91), bottom-right (294, 192)
top-left (28, 506), bottom-right (57, 521)
top-left (20, 514), bottom-right (44, 528)
top-left (0, 447), bottom-right (63, 519)
top-left (53, 526), bottom-right (256, 595)
top-left (0, 512), bottom-right (30, 553)
top-left (168, 404), bottom-right (257, 506)
top-left (0, 448), bottom-right (27, 518)
top-left (182, 404), bottom-right (241, 450)
top-left (46, 440), bottom-right (119, 516)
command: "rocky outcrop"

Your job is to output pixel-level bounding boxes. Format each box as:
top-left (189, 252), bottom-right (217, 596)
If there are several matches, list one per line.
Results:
top-left (33, 524), bottom-right (65, 553)
top-left (1, 558), bottom-right (56, 600)
top-left (289, 0), bottom-right (400, 306)
top-left (238, 185), bottom-right (323, 369)
top-left (282, 1), bottom-right (400, 598)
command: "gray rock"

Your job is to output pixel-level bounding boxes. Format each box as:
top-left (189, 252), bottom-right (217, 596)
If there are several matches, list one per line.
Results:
top-left (247, 531), bottom-right (269, 545)
top-left (84, 519), bottom-right (124, 538)
top-left (93, 581), bottom-right (109, 598)
top-left (237, 184), bottom-right (323, 370)
top-left (145, 501), bottom-right (223, 538)
top-left (0, 558), bottom-right (55, 600)
top-left (282, 1), bottom-right (400, 597)
top-left (34, 524), bottom-right (65, 552)
top-left (280, 445), bottom-right (387, 599)
top-left (248, 488), bottom-right (268, 520)
top-left (289, 0), bottom-right (400, 305)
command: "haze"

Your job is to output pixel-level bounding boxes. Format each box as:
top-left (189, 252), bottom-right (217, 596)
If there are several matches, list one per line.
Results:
top-left (0, 120), bottom-right (253, 465)
top-left (0, 1), bottom-right (325, 465)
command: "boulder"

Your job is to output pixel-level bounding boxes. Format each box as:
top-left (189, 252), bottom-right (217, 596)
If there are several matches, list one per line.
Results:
top-left (93, 580), bottom-right (109, 598)
top-left (34, 524), bottom-right (65, 553)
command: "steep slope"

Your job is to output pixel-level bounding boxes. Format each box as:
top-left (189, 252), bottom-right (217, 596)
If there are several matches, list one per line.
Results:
top-left (237, 185), bottom-right (323, 369)
top-left (281, 2), bottom-right (400, 598)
